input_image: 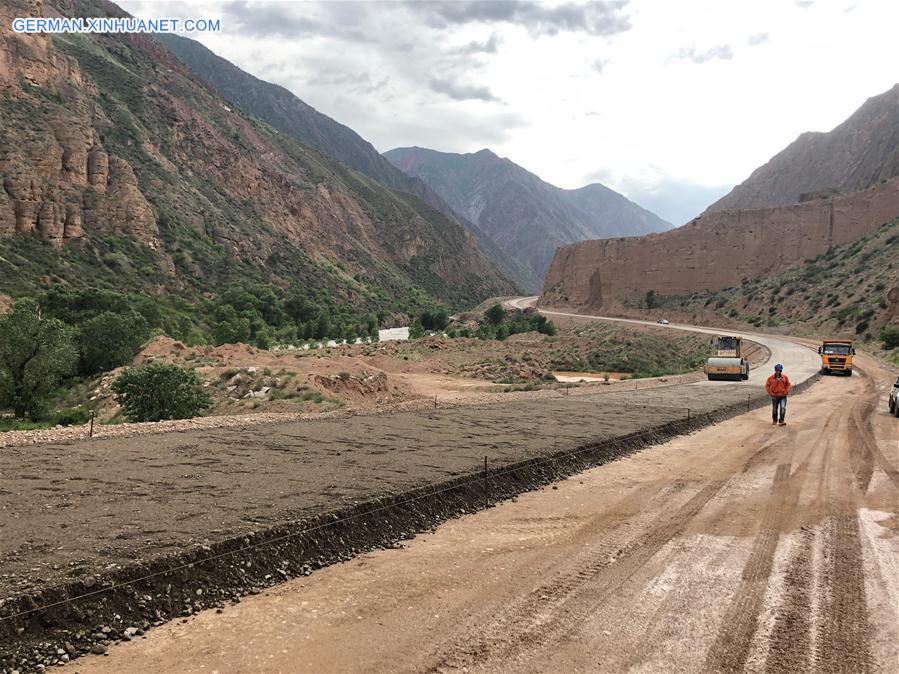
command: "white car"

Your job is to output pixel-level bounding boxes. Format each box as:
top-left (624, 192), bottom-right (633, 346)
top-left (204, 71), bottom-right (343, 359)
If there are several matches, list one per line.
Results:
top-left (889, 377), bottom-right (899, 417)
top-left (657, 319), bottom-right (670, 325)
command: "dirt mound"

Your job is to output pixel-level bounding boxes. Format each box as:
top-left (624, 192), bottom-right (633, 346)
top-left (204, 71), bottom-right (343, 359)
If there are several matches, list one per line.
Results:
top-left (460, 353), bottom-right (554, 383)
top-left (134, 335), bottom-right (191, 364)
top-left (312, 371), bottom-right (391, 397)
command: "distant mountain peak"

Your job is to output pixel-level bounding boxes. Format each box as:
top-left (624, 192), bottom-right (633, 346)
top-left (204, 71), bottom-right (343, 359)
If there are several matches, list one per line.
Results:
top-left (384, 147), bottom-right (671, 286)
top-left (707, 83), bottom-right (899, 212)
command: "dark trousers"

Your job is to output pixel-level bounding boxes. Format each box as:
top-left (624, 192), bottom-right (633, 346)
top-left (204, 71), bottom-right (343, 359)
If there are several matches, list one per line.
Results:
top-left (771, 396), bottom-right (787, 422)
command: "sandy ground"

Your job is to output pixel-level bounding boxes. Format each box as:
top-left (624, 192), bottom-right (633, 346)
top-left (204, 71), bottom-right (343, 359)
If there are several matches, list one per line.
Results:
top-left (72, 353), bottom-right (899, 673)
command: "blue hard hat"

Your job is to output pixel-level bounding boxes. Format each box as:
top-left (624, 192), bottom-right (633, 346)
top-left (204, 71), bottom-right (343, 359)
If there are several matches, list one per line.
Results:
top-left (774, 363), bottom-right (783, 371)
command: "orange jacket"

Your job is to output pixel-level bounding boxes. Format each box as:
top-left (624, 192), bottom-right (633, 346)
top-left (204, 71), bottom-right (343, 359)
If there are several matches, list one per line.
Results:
top-left (765, 373), bottom-right (791, 397)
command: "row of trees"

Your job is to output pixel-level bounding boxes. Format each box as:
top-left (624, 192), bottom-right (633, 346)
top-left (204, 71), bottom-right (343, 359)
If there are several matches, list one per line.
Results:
top-left (410, 304), bottom-right (556, 341)
top-left (0, 284), bottom-right (454, 422)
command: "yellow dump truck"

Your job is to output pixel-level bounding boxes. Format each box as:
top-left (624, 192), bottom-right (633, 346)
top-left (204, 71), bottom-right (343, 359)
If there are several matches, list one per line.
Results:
top-left (704, 336), bottom-right (750, 381)
top-left (818, 339), bottom-right (854, 375)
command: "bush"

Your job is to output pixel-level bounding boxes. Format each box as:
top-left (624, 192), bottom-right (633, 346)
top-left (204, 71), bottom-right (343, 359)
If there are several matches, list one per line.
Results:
top-left (420, 308), bottom-right (449, 331)
top-left (409, 320), bottom-right (425, 339)
top-left (485, 304), bottom-right (506, 326)
top-left (879, 325), bottom-right (899, 349)
top-left (112, 364), bottom-right (212, 422)
top-left (52, 407), bottom-right (92, 426)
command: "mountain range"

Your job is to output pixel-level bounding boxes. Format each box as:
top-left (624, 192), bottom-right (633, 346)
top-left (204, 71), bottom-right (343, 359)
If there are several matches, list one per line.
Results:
top-left (707, 83), bottom-right (899, 212)
top-left (540, 83), bottom-right (899, 329)
top-left (0, 0), bottom-right (517, 315)
top-left (154, 33), bottom-right (537, 291)
top-left (385, 147), bottom-right (672, 287)
top-left (159, 35), bottom-right (670, 290)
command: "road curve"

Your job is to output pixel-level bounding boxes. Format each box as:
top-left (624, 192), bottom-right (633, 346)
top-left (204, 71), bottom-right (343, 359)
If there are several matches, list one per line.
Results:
top-left (508, 296), bottom-right (821, 387)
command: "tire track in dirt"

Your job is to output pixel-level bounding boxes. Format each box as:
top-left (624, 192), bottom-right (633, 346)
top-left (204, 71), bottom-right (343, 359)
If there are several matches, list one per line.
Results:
top-left (849, 370), bottom-right (899, 491)
top-left (703, 462), bottom-right (793, 672)
top-left (706, 376), bottom-right (881, 673)
top-left (815, 515), bottom-right (873, 673)
top-left (763, 528), bottom-right (815, 673)
top-left (848, 372), bottom-right (879, 492)
top-left (429, 479), bottom-right (728, 672)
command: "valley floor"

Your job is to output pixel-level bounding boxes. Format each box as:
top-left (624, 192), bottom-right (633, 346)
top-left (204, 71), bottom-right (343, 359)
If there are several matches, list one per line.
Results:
top-left (70, 354), bottom-right (899, 673)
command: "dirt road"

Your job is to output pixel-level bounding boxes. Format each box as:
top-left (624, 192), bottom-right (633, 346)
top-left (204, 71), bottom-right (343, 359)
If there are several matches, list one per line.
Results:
top-left (72, 351), bottom-right (898, 673)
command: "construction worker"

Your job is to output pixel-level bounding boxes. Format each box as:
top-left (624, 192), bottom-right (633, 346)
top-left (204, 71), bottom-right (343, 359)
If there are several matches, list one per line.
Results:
top-left (765, 363), bottom-right (791, 426)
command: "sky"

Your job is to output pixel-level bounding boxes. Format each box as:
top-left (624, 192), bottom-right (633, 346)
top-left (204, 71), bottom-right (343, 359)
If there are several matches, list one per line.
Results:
top-left (120, 1), bottom-right (898, 226)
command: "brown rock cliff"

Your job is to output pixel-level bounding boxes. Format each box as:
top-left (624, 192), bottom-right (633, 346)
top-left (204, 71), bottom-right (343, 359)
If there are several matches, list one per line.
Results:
top-left (540, 177), bottom-right (899, 311)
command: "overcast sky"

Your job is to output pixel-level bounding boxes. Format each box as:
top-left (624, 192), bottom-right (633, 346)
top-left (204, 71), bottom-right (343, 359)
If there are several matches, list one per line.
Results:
top-left (121, 0), bottom-right (898, 225)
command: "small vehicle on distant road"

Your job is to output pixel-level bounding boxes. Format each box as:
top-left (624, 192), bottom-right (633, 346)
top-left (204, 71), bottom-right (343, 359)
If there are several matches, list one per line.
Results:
top-left (657, 319), bottom-right (670, 325)
top-left (889, 377), bottom-right (899, 417)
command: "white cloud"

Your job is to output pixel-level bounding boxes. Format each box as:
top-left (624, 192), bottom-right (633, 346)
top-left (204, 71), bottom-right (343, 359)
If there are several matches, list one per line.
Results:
top-left (120, 0), bottom-right (899, 218)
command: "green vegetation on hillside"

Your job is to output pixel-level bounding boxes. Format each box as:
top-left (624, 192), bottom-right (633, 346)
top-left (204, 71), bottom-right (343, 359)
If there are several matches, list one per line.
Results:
top-left (546, 323), bottom-right (710, 378)
top-left (662, 217), bottom-right (899, 346)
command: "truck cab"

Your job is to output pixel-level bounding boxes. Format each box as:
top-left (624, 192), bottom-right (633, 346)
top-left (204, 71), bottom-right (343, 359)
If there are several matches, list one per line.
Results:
top-left (818, 340), bottom-right (854, 375)
top-left (889, 378), bottom-right (899, 417)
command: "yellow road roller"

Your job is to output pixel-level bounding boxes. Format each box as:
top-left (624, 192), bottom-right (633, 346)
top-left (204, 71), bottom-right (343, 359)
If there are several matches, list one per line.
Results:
top-left (704, 336), bottom-right (750, 381)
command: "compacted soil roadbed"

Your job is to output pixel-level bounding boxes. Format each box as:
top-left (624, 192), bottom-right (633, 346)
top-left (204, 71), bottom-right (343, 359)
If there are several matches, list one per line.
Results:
top-left (72, 355), bottom-right (898, 673)
top-left (3, 383), bottom-right (759, 599)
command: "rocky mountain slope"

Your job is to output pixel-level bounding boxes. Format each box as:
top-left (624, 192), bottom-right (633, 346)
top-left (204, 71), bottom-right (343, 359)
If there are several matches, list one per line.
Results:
top-left (540, 85), bottom-right (899, 315)
top-left (153, 34), bottom-right (532, 291)
top-left (541, 176), bottom-right (899, 312)
top-left (664, 216), bottom-right (899, 344)
top-left (707, 83), bottom-right (899, 212)
top-left (384, 147), bottom-right (671, 286)
top-left (0, 0), bottom-right (516, 314)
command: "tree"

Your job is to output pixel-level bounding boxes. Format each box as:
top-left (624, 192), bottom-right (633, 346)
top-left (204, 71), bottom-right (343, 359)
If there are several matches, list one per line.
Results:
top-left (0, 299), bottom-right (77, 419)
top-left (212, 305), bottom-right (252, 345)
top-left (485, 303), bottom-right (506, 326)
top-left (366, 314), bottom-right (379, 337)
top-left (112, 364), bottom-right (212, 422)
top-left (534, 315), bottom-right (556, 336)
top-left (409, 320), bottom-right (425, 339)
top-left (283, 294), bottom-right (318, 325)
top-left (78, 311), bottom-right (150, 375)
top-left (645, 289), bottom-right (657, 310)
top-left (314, 313), bottom-right (331, 340)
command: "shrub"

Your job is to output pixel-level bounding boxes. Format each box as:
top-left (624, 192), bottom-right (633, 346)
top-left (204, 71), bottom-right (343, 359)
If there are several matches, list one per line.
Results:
top-left (408, 320), bottom-right (425, 339)
top-left (112, 364), bottom-right (212, 422)
top-left (485, 303), bottom-right (506, 326)
top-left (53, 407), bottom-right (92, 426)
top-left (879, 325), bottom-right (899, 349)
top-left (420, 308), bottom-right (449, 331)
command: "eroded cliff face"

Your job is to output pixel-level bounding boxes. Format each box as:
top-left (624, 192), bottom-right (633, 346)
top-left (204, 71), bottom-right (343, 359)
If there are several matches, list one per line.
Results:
top-left (0, 0), bottom-right (516, 306)
top-left (0, 1), bottom-right (159, 246)
top-left (540, 177), bottom-right (899, 311)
